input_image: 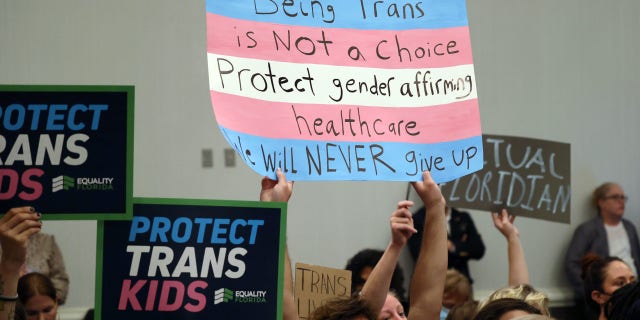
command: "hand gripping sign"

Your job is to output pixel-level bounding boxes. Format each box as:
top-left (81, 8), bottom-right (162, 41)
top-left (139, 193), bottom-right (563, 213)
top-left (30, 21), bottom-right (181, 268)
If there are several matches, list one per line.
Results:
top-left (206, 0), bottom-right (483, 182)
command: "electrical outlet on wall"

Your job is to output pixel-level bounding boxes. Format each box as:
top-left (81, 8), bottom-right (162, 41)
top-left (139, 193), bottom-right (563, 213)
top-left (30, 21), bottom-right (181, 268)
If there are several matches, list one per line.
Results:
top-left (202, 149), bottom-right (213, 168)
top-left (224, 148), bottom-right (236, 167)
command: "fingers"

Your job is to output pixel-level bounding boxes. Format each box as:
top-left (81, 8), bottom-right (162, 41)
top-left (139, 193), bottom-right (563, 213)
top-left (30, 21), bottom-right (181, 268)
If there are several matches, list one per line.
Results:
top-left (491, 211), bottom-right (500, 226)
top-left (0, 207), bottom-right (42, 243)
top-left (396, 200), bottom-right (414, 210)
top-left (411, 171), bottom-right (445, 209)
top-left (274, 168), bottom-right (294, 189)
top-left (393, 223), bottom-right (417, 234)
top-left (1, 207), bottom-right (39, 232)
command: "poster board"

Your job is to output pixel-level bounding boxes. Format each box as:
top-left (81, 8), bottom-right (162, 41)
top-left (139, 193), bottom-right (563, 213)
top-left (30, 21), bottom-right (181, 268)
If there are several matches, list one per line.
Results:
top-left (295, 262), bottom-right (352, 319)
top-left (439, 134), bottom-right (571, 223)
top-left (96, 198), bottom-right (287, 319)
top-left (0, 85), bottom-right (134, 220)
top-left (206, 0), bottom-right (483, 182)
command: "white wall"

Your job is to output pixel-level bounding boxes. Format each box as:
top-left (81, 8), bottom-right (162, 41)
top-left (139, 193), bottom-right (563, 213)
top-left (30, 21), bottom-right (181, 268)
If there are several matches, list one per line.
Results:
top-left (1, 0), bottom-right (639, 316)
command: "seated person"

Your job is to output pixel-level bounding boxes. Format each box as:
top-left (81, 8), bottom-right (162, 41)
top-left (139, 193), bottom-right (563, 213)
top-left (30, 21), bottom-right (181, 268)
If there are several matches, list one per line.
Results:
top-left (408, 206), bottom-right (485, 284)
top-left (565, 182), bottom-right (640, 318)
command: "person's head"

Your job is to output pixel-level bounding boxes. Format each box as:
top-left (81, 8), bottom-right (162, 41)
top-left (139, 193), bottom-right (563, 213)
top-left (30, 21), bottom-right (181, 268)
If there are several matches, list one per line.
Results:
top-left (477, 284), bottom-right (549, 316)
top-left (473, 298), bottom-right (542, 320)
top-left (593, 182), bottom-right (627, 218)
top-left (379, 292), bottom-right (407, 320)
top-left (581, 253), bottom-right (635, 313)
top-left (311, 295), bottom-right (377, 320)
top-left (445, 300), bottom-right (478, 320)
top-left (605, 281), bottom-right (640, 320)
top-left (443, 269), bottom-right (472, 309)
top-left (345, 249), bottom-right (406, 300)
top-left (17, 273), bottom-right (58, 320)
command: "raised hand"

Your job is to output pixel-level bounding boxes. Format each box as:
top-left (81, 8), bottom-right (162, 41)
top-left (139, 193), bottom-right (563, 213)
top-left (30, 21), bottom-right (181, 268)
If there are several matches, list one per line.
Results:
top-left (260, 168), bottom-right (294, 203)
top-left (390, 200), bottom-right (417, 248)
top-left (492, 208), bottom-right (519, 240)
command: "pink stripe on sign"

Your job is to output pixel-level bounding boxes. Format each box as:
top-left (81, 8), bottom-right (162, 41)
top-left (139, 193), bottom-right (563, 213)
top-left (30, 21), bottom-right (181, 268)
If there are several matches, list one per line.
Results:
top-left (211, 91), bottom-right (480, 143)
top-left (207, 13), bottom-right (473, 69)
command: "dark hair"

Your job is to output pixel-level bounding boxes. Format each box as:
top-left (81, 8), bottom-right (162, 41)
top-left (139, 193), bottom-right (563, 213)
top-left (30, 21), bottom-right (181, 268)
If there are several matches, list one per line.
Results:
top-left (606, 281), bottom-right (640, 320)
top-left (473, 298), bottom-right (541, 320)
top-left (310, 295), bottom-right (376, 320)
top-left (17, 272), bottom-right (57, 305)
top-left (581, 253), bottom-right (626, 312)
top-left (345, 248), bottom-right (406, 301)
top-left (14, 302), bottom-right (26, 320)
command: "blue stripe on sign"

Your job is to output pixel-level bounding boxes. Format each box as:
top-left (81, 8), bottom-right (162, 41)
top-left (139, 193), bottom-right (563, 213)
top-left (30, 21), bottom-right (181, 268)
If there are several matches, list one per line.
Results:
top-left (205, 0), bottom-right (468, 30)
top-left (218, 126), bottom-right (483, 182)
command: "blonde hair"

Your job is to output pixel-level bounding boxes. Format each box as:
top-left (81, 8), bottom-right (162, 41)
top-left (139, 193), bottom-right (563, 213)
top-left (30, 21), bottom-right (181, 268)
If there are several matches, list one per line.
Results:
top-left (444, 269), bottom-right (472, 300)
top-left (478, 284), bottom-right (550, 316)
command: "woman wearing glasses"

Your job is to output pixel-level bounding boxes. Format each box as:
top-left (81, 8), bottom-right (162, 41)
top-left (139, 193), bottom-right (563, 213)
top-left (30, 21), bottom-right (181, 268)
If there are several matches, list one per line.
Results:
top-left (565, 182), bottom-right (640, 319)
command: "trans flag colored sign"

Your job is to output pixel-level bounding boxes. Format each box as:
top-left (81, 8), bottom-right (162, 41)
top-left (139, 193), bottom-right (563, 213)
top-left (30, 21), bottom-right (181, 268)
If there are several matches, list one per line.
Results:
top-left (206, 0), bottom-right (483, 182)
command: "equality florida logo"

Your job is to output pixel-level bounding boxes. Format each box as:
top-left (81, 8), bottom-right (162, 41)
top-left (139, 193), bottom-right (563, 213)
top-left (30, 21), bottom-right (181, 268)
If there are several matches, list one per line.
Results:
top-left (52, 175), bottom-right (115, 192)
top-left (214, 288), bottom-right (267, 305)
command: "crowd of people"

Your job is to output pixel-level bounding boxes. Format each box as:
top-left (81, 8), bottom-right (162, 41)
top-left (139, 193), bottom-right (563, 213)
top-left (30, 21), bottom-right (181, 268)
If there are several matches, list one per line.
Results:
top-left (1, 173), bottom-right (638, 320)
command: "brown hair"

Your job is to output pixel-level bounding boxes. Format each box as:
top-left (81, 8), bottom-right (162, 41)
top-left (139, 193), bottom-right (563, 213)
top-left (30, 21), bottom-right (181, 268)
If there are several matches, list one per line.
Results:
top-left (311, 295), bottom-right (376, 320)
top-left (581, 252), bottom-right (626, 312)
top-left (17, 272), bottom-right (57, 305)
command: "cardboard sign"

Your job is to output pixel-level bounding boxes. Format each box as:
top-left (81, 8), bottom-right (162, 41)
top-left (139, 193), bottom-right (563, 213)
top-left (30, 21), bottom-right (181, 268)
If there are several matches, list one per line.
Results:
top-left (0, 85), bottom-right (134, 219)
top-left (295, 262), bottom-right (352, 319)
top-left (439, 134), bottom-right (571, 223)
top-left (206, 0), bottom-right (483, 182)
top-left (96, 199), bottom-right (287, 320)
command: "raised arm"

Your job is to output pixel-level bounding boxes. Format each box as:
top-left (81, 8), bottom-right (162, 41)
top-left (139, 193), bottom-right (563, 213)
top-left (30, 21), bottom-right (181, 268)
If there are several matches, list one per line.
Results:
top-left (259, 169), bottom-right (297, 320)
top-left (359, 200), bottom-right (417, 315)
top-left (0, 207), bottom-right (42, 320)
top-left (492, 209), bottom-right (529, 286)
top-left (408, 171), bottom-right (447, 320)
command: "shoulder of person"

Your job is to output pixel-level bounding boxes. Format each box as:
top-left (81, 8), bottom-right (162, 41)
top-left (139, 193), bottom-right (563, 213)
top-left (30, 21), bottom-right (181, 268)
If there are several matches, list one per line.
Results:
top-left (575, 217), bottom-right (604, 233)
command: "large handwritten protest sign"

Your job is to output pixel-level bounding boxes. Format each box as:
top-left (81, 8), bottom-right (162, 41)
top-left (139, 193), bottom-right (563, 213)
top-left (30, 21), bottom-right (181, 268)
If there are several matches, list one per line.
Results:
top-left (96, 199), bottom-right (287, 320)
top-left (206, 0), bottom-right (483, 182)
top-left (295, 262), bottom-right (351, 319)
top-left (439, 135), bottom-right (571, 223)
top-left (0, 85), bottom-right (134, 219)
